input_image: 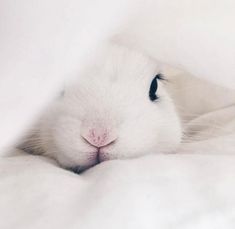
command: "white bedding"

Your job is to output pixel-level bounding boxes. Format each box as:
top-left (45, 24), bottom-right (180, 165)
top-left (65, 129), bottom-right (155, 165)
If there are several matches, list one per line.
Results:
top-left (1, 152), bottom-right (235, 229)
top-left (1, 0), bottom-right (235, 228)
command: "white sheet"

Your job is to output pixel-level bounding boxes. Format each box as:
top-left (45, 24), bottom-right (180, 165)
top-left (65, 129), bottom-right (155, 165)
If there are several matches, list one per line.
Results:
top-left (1, 152), bottom-right (235, 229)
top-left (1, 1), bottom-right (235, 228)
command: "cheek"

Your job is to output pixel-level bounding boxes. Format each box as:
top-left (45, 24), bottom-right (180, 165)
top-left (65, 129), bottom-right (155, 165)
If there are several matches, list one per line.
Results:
top-left (115, 114), bottom-right (180, 156)
top-left (104, 123), bottom-right (159, 159)
top-left (53, 116), bottom-right (82, 150)
top-left (50, 117), bottom-right (96, 165)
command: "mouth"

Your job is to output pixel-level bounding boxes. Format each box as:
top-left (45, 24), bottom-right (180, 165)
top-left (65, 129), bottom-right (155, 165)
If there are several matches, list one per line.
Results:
top-left (68, 148), bottom-right (107, 174)
top-left (69, 163), bottom-right (98, 174)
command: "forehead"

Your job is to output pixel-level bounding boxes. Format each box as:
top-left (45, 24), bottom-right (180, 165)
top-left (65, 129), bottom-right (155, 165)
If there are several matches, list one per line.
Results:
top-left (66, 45), bottom-right (160, 102)
top-left (84, 44), bottom-right (159, 83)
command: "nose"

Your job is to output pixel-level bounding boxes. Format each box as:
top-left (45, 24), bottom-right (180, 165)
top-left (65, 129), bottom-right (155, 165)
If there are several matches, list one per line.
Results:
top-left (82, 128), bottom-right (117, 148)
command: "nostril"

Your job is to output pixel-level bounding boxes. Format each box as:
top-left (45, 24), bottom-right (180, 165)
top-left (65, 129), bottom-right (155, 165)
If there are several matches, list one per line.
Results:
top-left (103, 139), bottom-right (116, 147)
top-left (81, 135), bottom-right (94, 146)
top-left (81, 128), bottom-right (117, 148)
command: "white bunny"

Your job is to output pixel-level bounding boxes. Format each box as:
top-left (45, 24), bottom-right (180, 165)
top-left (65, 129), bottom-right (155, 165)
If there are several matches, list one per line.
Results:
top-left (19, 44), bottom-right (182, 171)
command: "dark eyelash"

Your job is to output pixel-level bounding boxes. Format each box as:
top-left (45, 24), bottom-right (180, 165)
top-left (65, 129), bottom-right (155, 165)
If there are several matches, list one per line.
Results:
top-left (156, 73), bottom-right (165, 81)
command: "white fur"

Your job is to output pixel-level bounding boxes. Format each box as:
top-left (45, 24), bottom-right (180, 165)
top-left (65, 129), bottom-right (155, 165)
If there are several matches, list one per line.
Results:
top-left (21, 44), bottom-right (182, 170)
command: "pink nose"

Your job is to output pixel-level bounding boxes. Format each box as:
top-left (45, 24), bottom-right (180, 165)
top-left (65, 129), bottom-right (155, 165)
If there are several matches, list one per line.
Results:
top-left (82, 128), bottom-right (116, 148)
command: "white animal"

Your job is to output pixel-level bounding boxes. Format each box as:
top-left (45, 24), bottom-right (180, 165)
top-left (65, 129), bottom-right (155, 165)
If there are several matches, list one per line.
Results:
top-left (19, 44), bottom-right (182, 171)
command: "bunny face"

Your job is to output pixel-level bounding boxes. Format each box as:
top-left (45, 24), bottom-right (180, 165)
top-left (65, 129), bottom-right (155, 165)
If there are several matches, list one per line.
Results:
top-left (34, 45), bottom-right (182, 171)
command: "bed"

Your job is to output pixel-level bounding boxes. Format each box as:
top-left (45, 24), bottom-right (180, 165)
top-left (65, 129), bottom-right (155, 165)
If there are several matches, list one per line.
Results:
top-left (0, 1), bottom-right (235, 228)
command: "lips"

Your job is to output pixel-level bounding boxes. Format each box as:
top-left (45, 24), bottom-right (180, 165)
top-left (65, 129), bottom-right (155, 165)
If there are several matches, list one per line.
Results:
top-left (66, 145), bottom-right (113, 173)
top-left (88, 148), bottom-right (109, 163)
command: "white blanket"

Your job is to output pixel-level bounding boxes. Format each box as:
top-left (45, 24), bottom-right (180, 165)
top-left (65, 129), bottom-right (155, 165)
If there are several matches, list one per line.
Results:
top-left (0, 1), bottom-right (235, 228)
top-left (1, 152), bottom-right (235, 229)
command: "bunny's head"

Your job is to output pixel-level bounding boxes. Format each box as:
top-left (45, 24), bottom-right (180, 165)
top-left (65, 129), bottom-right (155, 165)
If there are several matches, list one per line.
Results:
top-left (22, 44), bottom-right (182, 171)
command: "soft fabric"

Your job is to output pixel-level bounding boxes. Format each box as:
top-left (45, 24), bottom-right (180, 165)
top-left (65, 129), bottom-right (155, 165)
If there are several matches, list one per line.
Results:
top-left (0, 1), bottom-right (235, 228)
top-left (1, 152), bottom-right (235, 229)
